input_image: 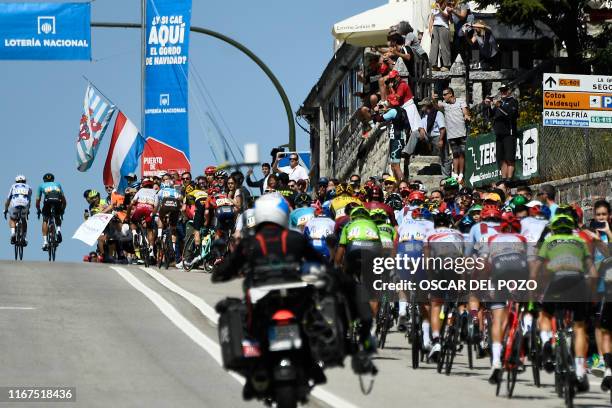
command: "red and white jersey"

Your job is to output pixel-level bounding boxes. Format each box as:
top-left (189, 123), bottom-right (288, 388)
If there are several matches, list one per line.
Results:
top-left (485, 232), bottom-right (528, 259)
top-left (426, 227), bottom-right (465, 257)
top-left (133, 188), bottom-right (157, 207)
top-left (520, 217), bottom-right (548, 243)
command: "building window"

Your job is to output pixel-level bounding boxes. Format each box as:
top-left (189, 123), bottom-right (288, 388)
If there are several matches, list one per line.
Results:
top-left (327, 56), bottom-right (363, 140)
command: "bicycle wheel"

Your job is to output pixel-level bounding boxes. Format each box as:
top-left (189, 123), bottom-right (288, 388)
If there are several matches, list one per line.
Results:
top-left (467, 335), bottom-right (474, 370)
top-left (141, 236), bottom-right (150, 268)
top-left (530, 322), bottom-right (541, 387)
top-left (163, 233), bottom-right (173, 269)
top-left (14, 220), bottom-right (20, 261)
top-left (563, 374), bottom-right (574, 408)
top-left (182, 235), bottom-right (197, 271)
top-left (445, 322), bottom-right (459, 375)
top-left (507, 369), bottom-right (518, 398)
top-left (410, 304), bottom-right (421, 369)
top-left (377, 301), bottom-right (390, 349)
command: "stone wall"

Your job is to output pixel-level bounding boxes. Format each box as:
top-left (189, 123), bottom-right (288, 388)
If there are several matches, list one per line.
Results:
top-left (531, 169), bottom-right (612, 220)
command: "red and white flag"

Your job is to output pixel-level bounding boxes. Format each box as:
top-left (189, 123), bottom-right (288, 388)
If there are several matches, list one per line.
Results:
top-left (103, 111), bottom-right (144, 192)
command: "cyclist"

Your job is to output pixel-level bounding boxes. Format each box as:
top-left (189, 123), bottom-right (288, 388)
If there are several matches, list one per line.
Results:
top-left (289, 193), bottom-right (315, 232)
top-left (84, 190), bottom-right (113, 262)
top-left (335, 206), bottom-right (382, 318)
top-left (128, 177), bottom-right (157, 259)
top-left (303, 208), bottom-right (336, 261)
top-left (396, 208), bottom-right (434, 335)
top-left (364, 184), bottom-right (397, 226)
top-left (330, 183), bottom-right (362, 220)
top-left (396, 190), bottom-right (426, 225)
top-left (424, 210), bottom-right (465, 361)
top-left (35, 173), bottom-right (66, 251)
top-left (484, 213), bottom-right (529, 384)
top-left (205, 185), bottom-right (236, 265)
top-left (154, 181), bottom-right (183, 262)
top-left (532, 213), bottom-right (597, 392)
top-left (4, 175), bottom-right (32, 245)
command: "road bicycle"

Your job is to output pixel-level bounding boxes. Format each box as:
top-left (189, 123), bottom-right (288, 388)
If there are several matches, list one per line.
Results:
top-left (182, 225), bottom-right (214, 272)
top-left (437, 296), bottom-right (462, 376)
top-left (12, 207), bottom-right (28, 261)
top-left (45, 206), bottom-right (59, 262)
top-left (375, 293), bottom-right (395, 349)
top-left (495, 301), bottom-right (525, 398)
top-left (156, 214), bottom-right (175, 270)
top-left (133, 219), bottom-right (152, 267)
top-left (407, 290), bottom-right (424, 369)
top-left (553, 308), bottom-right (576, 408)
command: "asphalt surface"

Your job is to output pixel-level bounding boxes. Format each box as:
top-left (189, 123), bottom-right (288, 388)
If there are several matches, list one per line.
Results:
top-left (1, 261), bottom-right (610, 408)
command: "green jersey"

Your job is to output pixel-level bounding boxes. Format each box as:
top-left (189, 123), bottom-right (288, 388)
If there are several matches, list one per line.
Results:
top-left (538, 233), bottom-right (590, 274)
top-left (377, 223), bottom-right (396, 249)
top-left (339, 219), bottom-right (380, 246)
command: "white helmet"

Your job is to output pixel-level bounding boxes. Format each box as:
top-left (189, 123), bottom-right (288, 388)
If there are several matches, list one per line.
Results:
top-left (254, 193), bottom-right (289, 228)
top-left (15, 174), bottom-right (26, 183)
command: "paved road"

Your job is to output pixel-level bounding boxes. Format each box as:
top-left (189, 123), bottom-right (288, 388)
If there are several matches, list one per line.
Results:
top-left (0, 261), bottom-right (610, 407)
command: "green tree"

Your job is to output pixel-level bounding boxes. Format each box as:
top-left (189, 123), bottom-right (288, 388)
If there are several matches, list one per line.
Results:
top-left (472, 0), bottom-right (592, 72)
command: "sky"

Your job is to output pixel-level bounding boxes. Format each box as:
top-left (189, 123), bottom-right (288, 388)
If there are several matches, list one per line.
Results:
top-left (0, 0), bottom-right (383, 261)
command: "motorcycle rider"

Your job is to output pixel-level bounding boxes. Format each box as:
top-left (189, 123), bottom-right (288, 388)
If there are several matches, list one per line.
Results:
top-left (212, 194), bottom-right (376, 393)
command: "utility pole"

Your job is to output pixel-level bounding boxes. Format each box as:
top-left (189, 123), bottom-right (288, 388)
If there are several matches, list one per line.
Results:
top-left (91, 21), bottom-right (296, 151)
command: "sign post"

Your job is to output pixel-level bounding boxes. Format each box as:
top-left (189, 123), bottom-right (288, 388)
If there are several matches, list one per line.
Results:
top-left (543, 73), bottom-right (612, 129)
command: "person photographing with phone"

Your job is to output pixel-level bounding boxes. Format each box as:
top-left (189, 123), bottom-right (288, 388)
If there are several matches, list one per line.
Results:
top-left (272, 152), bottom-right (309, 184)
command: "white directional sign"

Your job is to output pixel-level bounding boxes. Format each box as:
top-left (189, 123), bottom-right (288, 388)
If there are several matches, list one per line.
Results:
top-left (543, 73), bottom-right (612, 128)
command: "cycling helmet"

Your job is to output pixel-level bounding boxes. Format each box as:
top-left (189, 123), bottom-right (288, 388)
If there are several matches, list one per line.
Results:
top-left (549, 214), bottom-right (576, 232)
top-left (369, 208), bottom-right (389, 224)
top-left (335, 183), bottom-right (353, 197)
top-left (468, 204), bottom-right (483, 214)
top-left (408, 190), bottom-right (426, 203)
top-left (385, 193), bottom-right (403, 211)
top-left (141, 178), bottom-right (154, 188)
top-left (501, 212), bottom-right (521, 233)
top-left (459, 215), bottom-right (475, 233)
top-left (15, 174), bottom-right (26, 183)
top-left (254, 193), bottom-right (289, 228)
top-left (205, 166), bottom-right (217, 176)
top-left (87, 189), bottom-right (100, 200)
top-left (128, 181), bottom-right (141, 190)
top-left (294, 193), bottom-right (312, 208)
top-left (369, 185), bottom-right (384, 202)
top-left (160, 181), bottom-right (173, 189)
top-left (510, 195), bottom-right (528, 208)
top-left (481, 207), bottom-right (502, 220)
top-left (432, 209), bottom-right (453, 228)
top-left (214, 170), bottom-right (228, 179)
top-left (43, 173), bottom-right (55, 182)
top-left (321, 200), bottom-right (332, 218)
top-left (349, 206), bottom-right (371, 220)
top-left (539, 206), bottom-right (551, 220)
top-left (443, 177), bottom-right (459, 190)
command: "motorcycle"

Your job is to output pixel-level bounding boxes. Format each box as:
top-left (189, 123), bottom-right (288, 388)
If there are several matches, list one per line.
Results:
top-left (216, 263), bottom-right (346, 408)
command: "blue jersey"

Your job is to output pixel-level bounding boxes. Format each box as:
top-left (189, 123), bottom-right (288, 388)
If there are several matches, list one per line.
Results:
top-left (155, 187), bottom-right (182, 208)
top-left (289, 207), bottom-right (315, 231)
top-left (303, 216), bottom-right (335, 259)
top-left (36, 182), bottom-right (63, 202)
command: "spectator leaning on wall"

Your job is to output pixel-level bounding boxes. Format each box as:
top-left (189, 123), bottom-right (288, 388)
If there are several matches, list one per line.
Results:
top-left (485, 84), bottom-right (519, 180)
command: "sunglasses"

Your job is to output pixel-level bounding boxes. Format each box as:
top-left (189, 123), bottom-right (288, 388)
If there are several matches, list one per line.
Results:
top-left (384, 181), bottom-right (394, 185)
top-left (350, 180), bottom-right (360, 184)
top-left (182, 177), bottom-right (191, 181)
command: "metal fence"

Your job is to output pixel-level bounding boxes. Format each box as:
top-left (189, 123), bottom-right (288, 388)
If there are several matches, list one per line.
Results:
top-left (535, 126), bottom-right (612, 183)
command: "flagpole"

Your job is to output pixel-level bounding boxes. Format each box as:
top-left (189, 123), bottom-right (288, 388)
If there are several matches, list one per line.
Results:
top-left (141, 0), bottom-right (146, 141)
top-left (81, 75), bottom-right (118, 108)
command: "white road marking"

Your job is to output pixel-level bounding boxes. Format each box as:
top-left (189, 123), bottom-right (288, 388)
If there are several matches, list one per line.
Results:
top-left (0, 306), bottom-right (35, 310)
top-left (111, 266), bottom-right (243, 386)
top-left (139, 267), bottom-right (219, 324)
top-left (116, 266), bottom-right (360, 408)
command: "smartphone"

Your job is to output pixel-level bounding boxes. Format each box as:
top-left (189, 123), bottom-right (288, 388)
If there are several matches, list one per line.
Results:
top-left (590, 220), bottom-right (606, 230)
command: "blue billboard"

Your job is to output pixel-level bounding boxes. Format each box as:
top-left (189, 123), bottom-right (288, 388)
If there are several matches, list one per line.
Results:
top-left (0, 2), bottom-right (91, 60)
top-left (142, 0), bottom-right (192, 176)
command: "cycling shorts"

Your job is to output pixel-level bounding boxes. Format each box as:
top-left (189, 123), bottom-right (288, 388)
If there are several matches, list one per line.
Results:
top-left (490, 252), bottom-right (529, 282)
top-left (8, 205), bottom-right (27, 221)
top-left (215, 205), bottom-right (235, 231)
top-left (131, 204), bottom-right (154, 225)
top-left (541, 272), bottom-right (589, 322)
top-left (159, 206), bottom-right (180, 227)
top-left (42, 199), bottom-right (64, 222)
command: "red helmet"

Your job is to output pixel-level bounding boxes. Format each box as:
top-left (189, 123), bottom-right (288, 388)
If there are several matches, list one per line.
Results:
top-left (141, 178), bottom-right (154, 188)
top-left (500, 212), bottom-right (521, 233)
top-left (205, 166), bottom-right (216, 176)
top-left (387, 93), bottom-right (401, 107)
top-left (481, 206), bottom-right (502, 220)
top-left (370, 185), bottom-right (383, 202)
top-left (409, 190), bottom-right (425, 203)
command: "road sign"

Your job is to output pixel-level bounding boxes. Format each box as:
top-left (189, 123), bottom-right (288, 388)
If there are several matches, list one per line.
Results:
top-left (543, 73), bottom-right (612, 92)
top-left (543, 109), bottom-right (612, 128)
top-left (543, 73), bottom-right (612, 129)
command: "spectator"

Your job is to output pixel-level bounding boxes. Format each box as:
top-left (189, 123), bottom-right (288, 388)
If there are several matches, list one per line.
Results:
top-left (382, 33), bottom-right (412, 80)
top-left (315, 177), bottom-right (329, 203)
top-left (265, 174), bottom-right (278, 193)
top-left (373, 93), bottom-right (408, 181)
top-left (469, 20), bottom-right (499, 70)
top-left (328, 178), bottom-right (339, 192)
top-left (449, 0), bottom-right (473, 62)
top-left (349, 174), bottom-right (361, 191)
top-left (288, 180), bottom-right (298, 192)
top-left (230, 171), bottom-right (251, 213)
top-left (439, 87), bottom-right (470, 182)
top-left (537, 184), bottom-right (558, 216)
top-left (516, 185), bottom-right (533, 201)
top-left (357, 54), bottom-right (385, 133)
top-left (428, 0), bottom-right (452, 71)
top-left (273, 153), bottom-right (309, 183)
top-left (246, 163), bottom-right (271, 195)
top-left (227, 176), bottom-right (241, 212)
top-left (494, 179), bottom-right (511, 204)
top-left (380, 172), bottom-right (391, 183)
top-left (407, 97), bottom-right (451, 177)
top-left (297, 179), bottom-right (308, 194)
top-left (391, 21), bottom-right (427, 60)
top-left (180, 172), bottom-right (192, 194)
top-left (104, 184), bottom-right (114, 204)
top-left (485, 84), bottom-right (519, 180)
top-left (430, 190), bottom-right (443, 204)
top-left (383, 177), bottom-right (397, 197)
